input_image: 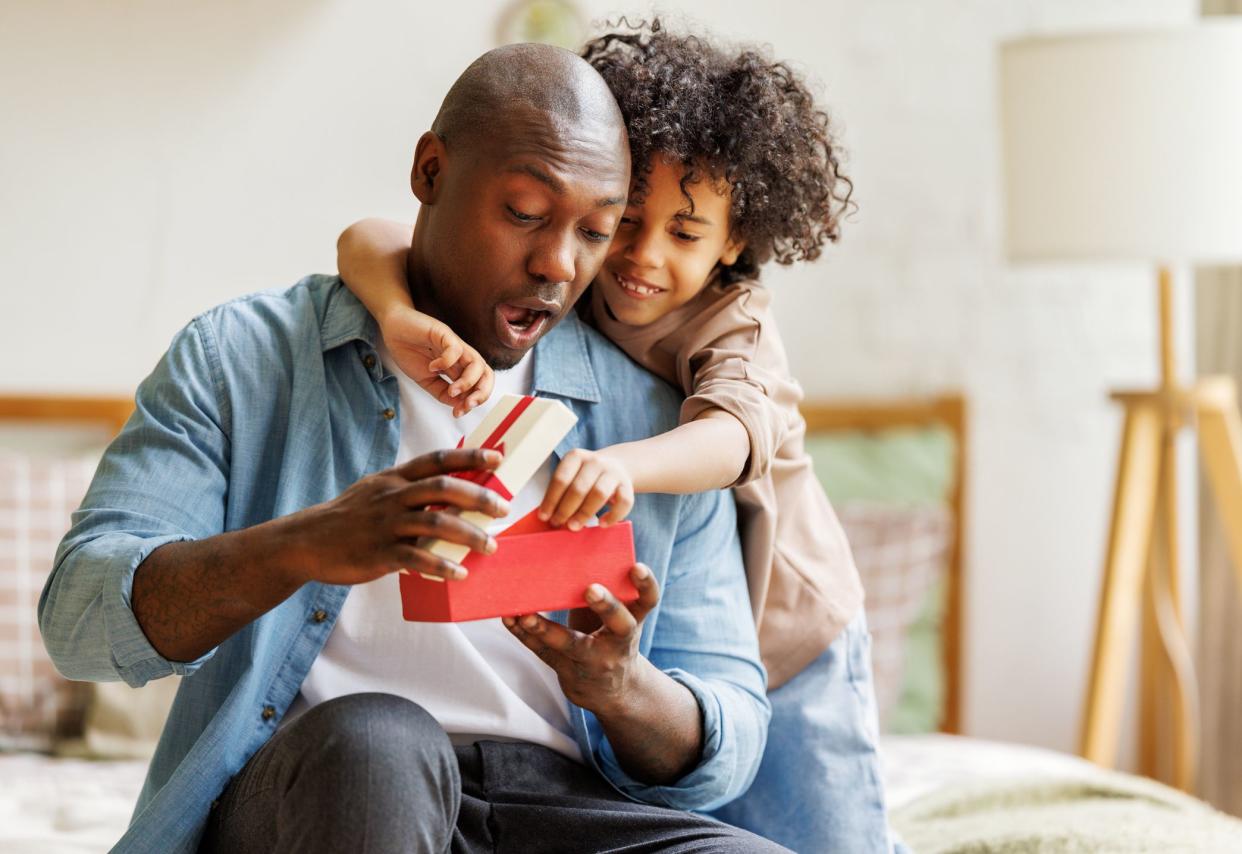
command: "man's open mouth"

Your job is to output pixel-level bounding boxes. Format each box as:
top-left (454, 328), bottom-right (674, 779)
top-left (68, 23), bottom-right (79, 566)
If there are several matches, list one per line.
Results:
top-left (495, 302), bottom-right (555, 350)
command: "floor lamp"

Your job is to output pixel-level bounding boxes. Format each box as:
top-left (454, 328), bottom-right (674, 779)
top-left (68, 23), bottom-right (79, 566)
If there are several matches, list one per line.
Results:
top-left (999, 23), bottom-right (1242, 792)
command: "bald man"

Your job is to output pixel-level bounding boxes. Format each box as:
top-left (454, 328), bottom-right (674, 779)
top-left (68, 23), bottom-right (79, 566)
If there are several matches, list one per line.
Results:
top-left (41, 45), bottom-right (786, 853)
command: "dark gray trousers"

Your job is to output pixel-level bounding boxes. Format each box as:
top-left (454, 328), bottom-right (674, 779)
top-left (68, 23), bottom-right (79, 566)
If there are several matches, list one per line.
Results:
top-left (198, 693), bottom-right (791, 854)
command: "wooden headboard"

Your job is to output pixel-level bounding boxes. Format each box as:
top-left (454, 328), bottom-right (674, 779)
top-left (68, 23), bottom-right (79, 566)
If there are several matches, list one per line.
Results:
top-left (0, 393), bottom-right (967, 732)
top-left (801, 394), bottom-right (968, 735)
top-left (0, 395), bottom-right (134, 436)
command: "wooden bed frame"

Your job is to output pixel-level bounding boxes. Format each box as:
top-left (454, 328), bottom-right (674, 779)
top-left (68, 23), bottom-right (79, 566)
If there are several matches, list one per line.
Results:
top-left (0, 395), bottom-right (134, 435)
top-left (801, 394), bottom-right (968, 735)
top-left (0, 392), bottom-right (968, 734)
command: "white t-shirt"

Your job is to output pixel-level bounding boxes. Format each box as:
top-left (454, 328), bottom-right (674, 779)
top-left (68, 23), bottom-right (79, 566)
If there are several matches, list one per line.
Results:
top-left (287, 348), bottom-right (581, 761)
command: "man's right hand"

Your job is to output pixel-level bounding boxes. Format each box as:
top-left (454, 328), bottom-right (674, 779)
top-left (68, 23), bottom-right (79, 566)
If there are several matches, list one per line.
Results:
top-left (285, 447), bottom-right (509, 587)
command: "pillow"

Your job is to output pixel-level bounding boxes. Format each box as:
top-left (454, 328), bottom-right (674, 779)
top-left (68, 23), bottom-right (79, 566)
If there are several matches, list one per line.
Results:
top-left (0, 452), bottom-right (98, 752)
top-left (836, 502), bottom-right (952, 728)
top-left (74, 677), bottom-right (179, 760)
top-left (805, 425), bottom-right (958, 731)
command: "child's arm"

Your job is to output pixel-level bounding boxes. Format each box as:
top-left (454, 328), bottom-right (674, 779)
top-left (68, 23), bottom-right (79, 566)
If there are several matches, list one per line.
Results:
top-left (542, 285), bottom-right (792, 531)
top-left (338, 218), bottom-right (494, 416)
top-left (538, 409), bottom-right (750, 530)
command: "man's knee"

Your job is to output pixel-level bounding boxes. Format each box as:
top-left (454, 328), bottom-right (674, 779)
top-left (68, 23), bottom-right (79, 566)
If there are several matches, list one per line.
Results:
top-left (294, 693), bottom-right (454, 783)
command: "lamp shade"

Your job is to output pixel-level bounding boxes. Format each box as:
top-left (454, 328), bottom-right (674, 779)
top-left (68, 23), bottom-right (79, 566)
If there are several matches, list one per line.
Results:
top-left (1000, 22), bottom-right (1242, 263)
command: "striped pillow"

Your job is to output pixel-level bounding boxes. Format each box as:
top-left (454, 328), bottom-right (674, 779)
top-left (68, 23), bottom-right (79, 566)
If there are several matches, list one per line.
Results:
top-left (0, 453), bottom-right (97, 752)
top-left (837, 501), bottom-right (952, 728)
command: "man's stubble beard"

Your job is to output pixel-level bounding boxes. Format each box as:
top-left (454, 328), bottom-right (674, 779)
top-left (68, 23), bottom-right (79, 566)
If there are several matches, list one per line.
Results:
top-left (407, 272), bottom-right (528, 372)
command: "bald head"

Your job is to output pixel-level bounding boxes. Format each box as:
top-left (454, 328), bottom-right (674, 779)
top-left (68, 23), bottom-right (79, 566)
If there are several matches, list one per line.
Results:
top-left (432, 43), bottom-right (625, 157)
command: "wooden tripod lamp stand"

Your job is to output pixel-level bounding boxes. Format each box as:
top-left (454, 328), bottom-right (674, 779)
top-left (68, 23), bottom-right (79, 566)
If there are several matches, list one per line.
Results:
top-left (999, 23), bottom-right (1242, 792)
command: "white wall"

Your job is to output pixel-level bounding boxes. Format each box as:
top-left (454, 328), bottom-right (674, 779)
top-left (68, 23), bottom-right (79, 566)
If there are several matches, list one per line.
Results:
top-left (0, 0), bottom-right (1198, 759)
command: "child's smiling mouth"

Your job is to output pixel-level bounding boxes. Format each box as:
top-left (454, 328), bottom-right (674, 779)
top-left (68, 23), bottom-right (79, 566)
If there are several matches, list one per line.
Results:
top-left (612, 271), bottom-right (667, 300)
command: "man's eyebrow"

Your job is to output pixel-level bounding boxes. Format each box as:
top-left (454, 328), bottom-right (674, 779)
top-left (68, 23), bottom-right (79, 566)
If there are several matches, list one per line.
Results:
top-left (506, 164), bottom-right (625, 208)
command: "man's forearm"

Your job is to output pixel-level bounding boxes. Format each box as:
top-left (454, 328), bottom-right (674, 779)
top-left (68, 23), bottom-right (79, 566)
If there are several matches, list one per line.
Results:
top-left (594, 658), bottom-right (703, 785)
top-left (131, 516), bottom-right (305, 663)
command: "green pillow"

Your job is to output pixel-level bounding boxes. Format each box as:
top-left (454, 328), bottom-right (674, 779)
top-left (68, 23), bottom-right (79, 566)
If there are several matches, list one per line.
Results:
top-left (805, 426), bottom-right (955, 507)
top-left (804, 426), bottom-right (956, 733)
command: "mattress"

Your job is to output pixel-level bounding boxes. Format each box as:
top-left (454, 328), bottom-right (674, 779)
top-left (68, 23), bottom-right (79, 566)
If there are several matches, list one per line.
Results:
top-left (1, 735), bottom-right (1233, 853)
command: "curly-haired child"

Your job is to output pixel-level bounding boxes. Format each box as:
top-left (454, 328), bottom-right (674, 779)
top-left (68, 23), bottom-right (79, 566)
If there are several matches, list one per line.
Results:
top-left (337, 21), bottom-right (900, 854)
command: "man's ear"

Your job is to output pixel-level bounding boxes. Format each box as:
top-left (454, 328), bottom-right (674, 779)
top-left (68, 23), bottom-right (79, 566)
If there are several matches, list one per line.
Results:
top-left (411, 131), bottom-right (447, 204)
top-left (720, 236), bottom-right (747, 267)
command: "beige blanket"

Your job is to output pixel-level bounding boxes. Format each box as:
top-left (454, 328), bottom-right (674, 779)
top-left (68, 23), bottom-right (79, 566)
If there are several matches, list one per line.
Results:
top-left (893, 767), bottom-right (1242, 853)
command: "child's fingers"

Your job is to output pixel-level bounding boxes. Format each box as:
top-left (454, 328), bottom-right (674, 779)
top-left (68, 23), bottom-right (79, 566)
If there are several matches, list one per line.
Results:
top-left (447, 356), bottom-right (487, 399)
top-left (567, 474), bottom-right (618, 531)
top-left (549, 465), bottom-right (602, 528)
top-left (459, 388), bottom-right (489, 415)
top-left (540, 454), bottom-right (585, 521)
top-left (427, 339), bottom-right (464, 375)
top-left (597, 484), bottom-right (635, 527)
top-left (477, 368), bottom-right (495, 402)
top-left (452, 362), bottom-right (496, 416)
top-left (415, 374), bottom-right (455, 404)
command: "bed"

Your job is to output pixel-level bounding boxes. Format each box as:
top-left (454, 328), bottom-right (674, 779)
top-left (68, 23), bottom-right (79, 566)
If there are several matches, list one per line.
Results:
top-left (3, 394), bottom-right (1241, 853)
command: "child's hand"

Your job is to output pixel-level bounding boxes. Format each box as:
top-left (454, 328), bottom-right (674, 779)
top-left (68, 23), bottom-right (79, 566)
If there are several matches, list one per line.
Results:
top-left (539, 449), bottom-right (635, 530)
top-left (379, 305), bottom-right (494, 417)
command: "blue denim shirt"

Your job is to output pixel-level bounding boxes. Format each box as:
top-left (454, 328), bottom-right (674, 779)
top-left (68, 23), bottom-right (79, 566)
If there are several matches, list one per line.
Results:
top-left (39, 276), bottom-right (770, 854)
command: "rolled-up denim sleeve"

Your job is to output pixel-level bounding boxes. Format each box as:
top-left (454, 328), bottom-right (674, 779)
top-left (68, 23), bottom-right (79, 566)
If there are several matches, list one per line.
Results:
top-left (38, 316), bottom-right (230, 687)
top-left (594, 488), bottom-right (771, 812)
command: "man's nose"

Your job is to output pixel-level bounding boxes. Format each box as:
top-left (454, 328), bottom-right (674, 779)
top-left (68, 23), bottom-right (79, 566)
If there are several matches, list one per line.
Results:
top-left (527, 229), bottom-right (576, 285)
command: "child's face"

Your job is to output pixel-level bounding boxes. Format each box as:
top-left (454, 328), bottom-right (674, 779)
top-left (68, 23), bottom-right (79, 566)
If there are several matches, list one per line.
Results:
top-left (595, 157), bottom-right (744, 327)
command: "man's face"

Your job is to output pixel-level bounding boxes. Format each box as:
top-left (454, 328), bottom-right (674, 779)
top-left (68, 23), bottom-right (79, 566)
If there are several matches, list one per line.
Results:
top-left (410, 113), bottom-right (630, 369)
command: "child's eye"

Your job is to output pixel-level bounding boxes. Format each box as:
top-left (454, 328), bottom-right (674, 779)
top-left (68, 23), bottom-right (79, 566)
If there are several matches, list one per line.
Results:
top-left (674, 231), bottom-right (701, 243)
top-left (618, 216), bottom-right (638, 227)
top-left (507, 206), bottom-right (541, 223)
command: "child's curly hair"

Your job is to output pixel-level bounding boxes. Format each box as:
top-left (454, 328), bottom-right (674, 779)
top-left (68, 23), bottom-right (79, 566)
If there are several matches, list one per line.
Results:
top-left (581, 18), bottom-right (854, 284)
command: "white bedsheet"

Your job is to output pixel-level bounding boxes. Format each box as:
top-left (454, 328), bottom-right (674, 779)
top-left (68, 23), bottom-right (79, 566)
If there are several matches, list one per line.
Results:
top-left (880, 733), bottom-right (1097, 811)
top-left (0, 735), bottom-right (1102, 853)
top-left (0, 753), bottom-right (147, 854)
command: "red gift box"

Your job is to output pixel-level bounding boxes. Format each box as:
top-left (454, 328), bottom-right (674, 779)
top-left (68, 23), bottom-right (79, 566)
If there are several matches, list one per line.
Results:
top-left (400, 510), bottom-right (638, 622)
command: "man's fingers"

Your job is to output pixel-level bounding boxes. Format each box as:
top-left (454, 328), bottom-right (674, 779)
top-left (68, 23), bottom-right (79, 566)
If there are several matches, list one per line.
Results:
top-left (395, 447), bottom-right (502, 481)
top-left (389, 543), bottom-right (468, 581)
top-left (509, 613), bottom-right (586, 657)
top-left (397, 475), bottom-right (510, 517)
top-left (503, 616), bottom-right (570, 671)
top-left (626, 564), bottom-right (660, 625)
top-left (539, 454), bottom-right (584, 521)
top-left (584, 584), bottom-right (638, 638)
top-left (395, 511), bottom-right (497, 555)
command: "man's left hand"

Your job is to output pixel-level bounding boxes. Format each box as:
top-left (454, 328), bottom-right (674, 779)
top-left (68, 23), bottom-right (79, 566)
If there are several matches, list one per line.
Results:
top-left (502, 563), bottom-right (659, 716)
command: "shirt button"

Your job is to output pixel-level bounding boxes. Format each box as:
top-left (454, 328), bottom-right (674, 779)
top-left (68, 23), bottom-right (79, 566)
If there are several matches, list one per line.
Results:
top-left (382, 407), bottom-right (396, 420)
top-left (363, 353), bottom-right (377, 370)
top-left (312, 609), bottom-right (328, 623)
top-left (261, 705), bottom-right (276, 721)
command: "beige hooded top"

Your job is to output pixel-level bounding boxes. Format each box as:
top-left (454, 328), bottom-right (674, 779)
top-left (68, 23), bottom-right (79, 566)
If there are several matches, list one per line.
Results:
top-left (582, 276), bottom-right (863, 689)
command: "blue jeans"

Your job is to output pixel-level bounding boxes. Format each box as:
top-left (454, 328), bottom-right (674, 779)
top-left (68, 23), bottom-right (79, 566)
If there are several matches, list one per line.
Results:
top-left (710, 613), bottom-right (901, 853)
